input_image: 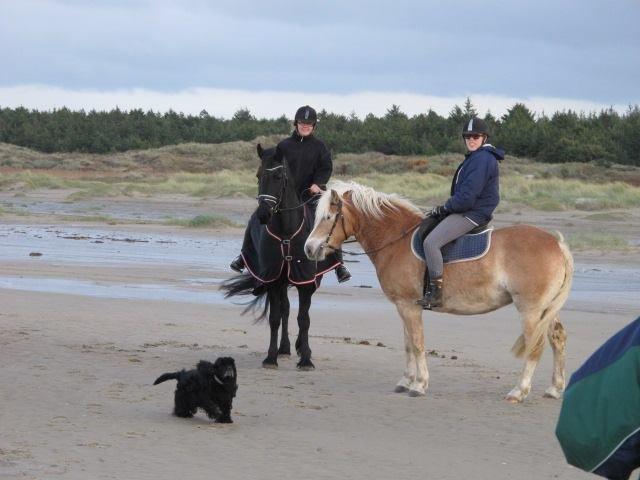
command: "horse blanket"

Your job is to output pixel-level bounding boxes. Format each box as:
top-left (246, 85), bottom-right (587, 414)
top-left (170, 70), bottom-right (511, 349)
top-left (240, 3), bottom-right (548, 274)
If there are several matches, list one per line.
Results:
top-left (556, 316), bottom-right (640, 479)
top-left (241, 207), bottom-right (340, 286)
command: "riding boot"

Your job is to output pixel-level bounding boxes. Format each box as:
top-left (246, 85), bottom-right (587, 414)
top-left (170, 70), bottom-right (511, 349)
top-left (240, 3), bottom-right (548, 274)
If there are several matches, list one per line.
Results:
top-left (333, 250), bottom-right (351, 283)
top-left (229, 255), bottom-right (245, 273)
top-left (416, 278), bottom-right (443, 310)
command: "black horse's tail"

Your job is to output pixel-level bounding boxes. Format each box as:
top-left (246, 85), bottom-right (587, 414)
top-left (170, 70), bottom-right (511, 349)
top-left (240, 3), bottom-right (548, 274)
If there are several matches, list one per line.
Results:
top-left (153, 371), bottom-right (181, 385)
top-left (220, 273), bottom-right (269, 322)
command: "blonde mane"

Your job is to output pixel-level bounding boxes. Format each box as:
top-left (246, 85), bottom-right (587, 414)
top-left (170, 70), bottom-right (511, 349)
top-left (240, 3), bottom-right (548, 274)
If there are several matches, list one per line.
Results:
top-left (315, 180), bottom-right (422, 226)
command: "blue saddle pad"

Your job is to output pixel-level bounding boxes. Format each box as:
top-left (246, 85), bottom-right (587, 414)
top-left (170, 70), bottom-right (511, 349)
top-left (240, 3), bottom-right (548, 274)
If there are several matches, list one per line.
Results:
top-left (411, 227), bottom-right (493, 264)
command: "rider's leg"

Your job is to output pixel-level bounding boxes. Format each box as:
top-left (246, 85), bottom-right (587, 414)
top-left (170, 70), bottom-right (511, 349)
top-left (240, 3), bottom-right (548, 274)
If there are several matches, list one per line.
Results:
top-left (418, 214), bottom-right (476, 309)
top-left (230, 212), bottom-right (258, 272)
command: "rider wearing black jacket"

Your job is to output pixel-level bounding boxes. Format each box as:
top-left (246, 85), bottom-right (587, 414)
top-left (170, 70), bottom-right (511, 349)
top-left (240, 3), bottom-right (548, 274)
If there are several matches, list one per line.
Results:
top-left (276, 129), bottom-right (332, 201)
top-left (230, 105), bottom-right (351, 283)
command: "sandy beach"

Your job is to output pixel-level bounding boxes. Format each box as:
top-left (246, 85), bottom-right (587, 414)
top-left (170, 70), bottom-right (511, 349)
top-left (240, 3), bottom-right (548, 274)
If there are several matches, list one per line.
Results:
top-left (1, 193), bottom-right (639, 479)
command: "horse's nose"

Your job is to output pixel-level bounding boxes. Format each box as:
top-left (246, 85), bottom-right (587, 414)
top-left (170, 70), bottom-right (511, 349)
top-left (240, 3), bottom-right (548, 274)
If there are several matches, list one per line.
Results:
top-left (304, 243), bottom-right (314, 259)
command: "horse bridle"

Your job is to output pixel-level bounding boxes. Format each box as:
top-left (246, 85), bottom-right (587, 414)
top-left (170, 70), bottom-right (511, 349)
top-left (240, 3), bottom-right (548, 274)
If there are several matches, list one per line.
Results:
top-left (321, 197), bottom-right (349, 252)
top-left (321, 197), bottom-right (422, 257)
top-left (257, 158), bottom-right (319, 213)
top-left (257, 164), bottom-right (285, 212)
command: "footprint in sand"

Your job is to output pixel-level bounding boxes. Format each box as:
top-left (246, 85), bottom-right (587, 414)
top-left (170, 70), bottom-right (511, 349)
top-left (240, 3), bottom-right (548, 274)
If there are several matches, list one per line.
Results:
top-left (46, 416), bottom-right (74, 431)
top-left (76, 442), bottom-right (111, 449)
top-left (86, 403), bottom-right (103, 415)
top-left (105, 382), bottom-right (127, 399)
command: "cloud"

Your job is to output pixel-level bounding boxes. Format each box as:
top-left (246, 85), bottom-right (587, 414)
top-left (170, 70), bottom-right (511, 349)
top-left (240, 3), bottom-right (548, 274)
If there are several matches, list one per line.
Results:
top-left (0, 85), bottom-right (630, 119)
top-left (0, 1), bottom-right (638, 103)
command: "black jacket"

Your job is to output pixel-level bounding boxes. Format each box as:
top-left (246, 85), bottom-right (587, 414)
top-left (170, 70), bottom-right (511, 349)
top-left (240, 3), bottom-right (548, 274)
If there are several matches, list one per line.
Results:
top-left (276, 132), bottom-right (332, 199)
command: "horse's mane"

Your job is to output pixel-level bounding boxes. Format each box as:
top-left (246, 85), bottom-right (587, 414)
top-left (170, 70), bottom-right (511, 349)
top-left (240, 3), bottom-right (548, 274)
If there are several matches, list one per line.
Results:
top-left (315, 180), bottom-right (422, 225)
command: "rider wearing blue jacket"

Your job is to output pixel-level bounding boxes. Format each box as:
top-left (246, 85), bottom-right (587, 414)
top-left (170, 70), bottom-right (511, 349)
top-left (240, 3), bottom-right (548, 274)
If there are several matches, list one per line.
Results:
top-left (417, 117), bottom-right (504, 309)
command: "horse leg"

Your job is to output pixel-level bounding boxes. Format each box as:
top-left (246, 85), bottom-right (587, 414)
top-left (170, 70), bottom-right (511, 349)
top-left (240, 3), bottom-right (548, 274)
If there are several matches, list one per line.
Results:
top-left (278, 286), bottom-right (291, 356)
top-left (262, 285), bottom-right (282, 369)
top-left (506, 311), bottom-right (545, 403)
top-left (394, 324), bottom-right (417, 393)
top-left (295, 284), bottom-right (315, 370)
top-left (394, 301), bottom-right (428, 397)
top-left (543, 315), bottom-right (566, 399)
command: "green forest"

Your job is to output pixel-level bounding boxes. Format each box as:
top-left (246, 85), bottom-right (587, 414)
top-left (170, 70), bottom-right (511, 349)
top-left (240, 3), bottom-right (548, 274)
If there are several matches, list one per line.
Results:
top-left (1, 99), bottom-right (639, 166)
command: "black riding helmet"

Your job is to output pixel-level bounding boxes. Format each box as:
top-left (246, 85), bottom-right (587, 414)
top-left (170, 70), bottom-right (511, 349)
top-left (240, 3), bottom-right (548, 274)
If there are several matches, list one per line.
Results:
top-left (462, 117), bottom-right (490, 138)
top-left (294, 105), bottom-right (317, 125)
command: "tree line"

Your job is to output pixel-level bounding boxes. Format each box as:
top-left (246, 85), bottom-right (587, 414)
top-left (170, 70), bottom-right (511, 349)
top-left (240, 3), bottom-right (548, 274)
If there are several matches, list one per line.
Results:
top-left (0, 100), bottom-right (638, 165)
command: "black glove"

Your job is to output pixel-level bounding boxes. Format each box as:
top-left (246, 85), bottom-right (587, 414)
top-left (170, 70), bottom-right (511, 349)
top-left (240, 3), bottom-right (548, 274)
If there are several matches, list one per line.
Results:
top-left (430, 205), bottom-right (448, 219)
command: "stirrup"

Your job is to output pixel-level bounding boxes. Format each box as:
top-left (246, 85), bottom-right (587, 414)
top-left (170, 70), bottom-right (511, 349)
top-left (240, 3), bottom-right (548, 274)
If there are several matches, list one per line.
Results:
top-left (416, 296), bottom-right (439, 310)
top-left (416, 279), bottom-right (443, 310)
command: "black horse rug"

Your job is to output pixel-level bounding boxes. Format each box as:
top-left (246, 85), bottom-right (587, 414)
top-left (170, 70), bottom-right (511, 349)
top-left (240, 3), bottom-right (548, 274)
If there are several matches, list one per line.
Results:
top-left (240, 206), bottom-right (340, 287)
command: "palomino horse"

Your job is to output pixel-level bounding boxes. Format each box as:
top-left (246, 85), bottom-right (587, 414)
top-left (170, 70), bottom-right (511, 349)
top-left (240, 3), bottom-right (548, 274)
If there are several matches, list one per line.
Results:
top-left (304, 181), bottom-right (573, 402)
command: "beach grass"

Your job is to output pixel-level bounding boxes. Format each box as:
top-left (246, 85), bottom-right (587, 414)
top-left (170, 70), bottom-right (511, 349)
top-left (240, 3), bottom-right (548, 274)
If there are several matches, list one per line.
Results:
top-left (566, 232), bottom-right (632, 251)
top-left (163, 214), bottom-right (240, 228)
top-left (1, 162), bottom-right (640, 212)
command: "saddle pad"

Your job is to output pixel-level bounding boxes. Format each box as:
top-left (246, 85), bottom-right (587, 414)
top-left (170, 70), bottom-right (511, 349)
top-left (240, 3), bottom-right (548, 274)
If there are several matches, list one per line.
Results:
top-left (411, 227), bottom-right (493, 264)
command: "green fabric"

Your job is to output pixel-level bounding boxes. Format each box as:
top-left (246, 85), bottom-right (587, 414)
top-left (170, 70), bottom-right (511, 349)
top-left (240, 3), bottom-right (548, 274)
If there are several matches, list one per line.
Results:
top-left (556, 346), bottom-right (640, 471)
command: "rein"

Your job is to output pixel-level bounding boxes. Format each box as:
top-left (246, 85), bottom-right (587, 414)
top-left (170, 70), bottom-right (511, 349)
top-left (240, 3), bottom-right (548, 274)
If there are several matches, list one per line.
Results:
top-left (322, 199), bottom-right (421, 257)
top-left (258, 160), bottom-right (320, 213)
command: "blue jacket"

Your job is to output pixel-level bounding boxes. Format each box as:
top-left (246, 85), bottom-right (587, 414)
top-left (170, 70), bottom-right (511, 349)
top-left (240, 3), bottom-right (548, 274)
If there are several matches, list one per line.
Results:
top-left (444, 144), bottom-right (504, 225)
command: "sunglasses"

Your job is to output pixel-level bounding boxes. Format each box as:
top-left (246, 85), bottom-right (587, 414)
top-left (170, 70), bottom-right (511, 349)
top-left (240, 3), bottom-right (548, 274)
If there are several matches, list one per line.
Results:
top-left (463, 134), bottom-right (483, 140)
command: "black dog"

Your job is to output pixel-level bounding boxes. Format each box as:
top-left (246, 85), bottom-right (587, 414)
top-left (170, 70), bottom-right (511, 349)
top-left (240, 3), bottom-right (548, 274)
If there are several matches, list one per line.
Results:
top-left (153, 357), bottom-right (238, 423)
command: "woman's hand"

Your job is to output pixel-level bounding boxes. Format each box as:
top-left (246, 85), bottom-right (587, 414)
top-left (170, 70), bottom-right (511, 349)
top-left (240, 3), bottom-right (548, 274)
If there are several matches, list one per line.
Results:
top-left (430, 205), bottom-right (448, 219)
top-left (309, 184), bottom-right (323, 195)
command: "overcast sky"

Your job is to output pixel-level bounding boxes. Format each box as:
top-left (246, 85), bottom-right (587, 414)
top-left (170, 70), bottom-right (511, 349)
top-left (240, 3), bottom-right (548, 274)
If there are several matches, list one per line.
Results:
top-left (1, 0), bottom-right (639, 118)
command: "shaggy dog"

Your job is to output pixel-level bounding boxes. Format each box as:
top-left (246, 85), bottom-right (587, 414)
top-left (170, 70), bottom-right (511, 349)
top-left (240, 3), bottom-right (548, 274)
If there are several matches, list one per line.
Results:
top-left (153, 357), bottom-right (238, 423)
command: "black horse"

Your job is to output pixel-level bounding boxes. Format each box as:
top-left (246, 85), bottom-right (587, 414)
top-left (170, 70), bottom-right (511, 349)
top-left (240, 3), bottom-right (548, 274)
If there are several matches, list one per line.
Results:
top-left (221, 145), bottom-right (337, 370)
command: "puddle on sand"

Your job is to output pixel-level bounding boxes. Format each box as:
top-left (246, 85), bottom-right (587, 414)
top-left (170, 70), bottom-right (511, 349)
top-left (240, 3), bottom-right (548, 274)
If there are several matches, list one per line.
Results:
top-left (0, 224), bottom-right (638, 313)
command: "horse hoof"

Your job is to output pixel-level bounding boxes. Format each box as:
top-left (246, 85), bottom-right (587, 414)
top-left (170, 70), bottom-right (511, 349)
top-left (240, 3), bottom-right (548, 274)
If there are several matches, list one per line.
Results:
top-left (505, 392), bottom-right (524, 403)
top-left (543, 386), bottom-right (562, 399)
top-left (278, 353), bottom-right (291, 358)
top-left (296, 361), bottom-right (315, 371)
top-left (408, 389), bottom-right (426, 397)
top-left (394, 385), bottom-right (409, 393)
top-left (262, 360), bottom-right (278, 369)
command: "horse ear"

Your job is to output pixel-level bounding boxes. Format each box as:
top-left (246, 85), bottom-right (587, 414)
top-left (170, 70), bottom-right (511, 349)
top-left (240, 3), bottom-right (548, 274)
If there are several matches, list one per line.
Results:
top-left (343, 190), bottom-right (353, 203)
top-left (330, 189), bottom-right (341, 204)
top-left (257, 143), bottom-right (263, 157)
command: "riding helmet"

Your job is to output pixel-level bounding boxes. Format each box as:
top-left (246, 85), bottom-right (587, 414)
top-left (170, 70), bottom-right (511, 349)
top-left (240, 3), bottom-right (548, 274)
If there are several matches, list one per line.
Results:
top-left (294, 105), bottom-right (317, 124)
top-left (462, 117), bottom-right (490, 137)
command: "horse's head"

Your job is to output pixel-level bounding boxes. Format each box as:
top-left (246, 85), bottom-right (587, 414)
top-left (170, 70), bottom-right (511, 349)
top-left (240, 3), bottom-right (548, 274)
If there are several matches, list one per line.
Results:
top-left (305, 189), bottom-right (356, 261)
top-left (256, 143), bottom-right (287, 224)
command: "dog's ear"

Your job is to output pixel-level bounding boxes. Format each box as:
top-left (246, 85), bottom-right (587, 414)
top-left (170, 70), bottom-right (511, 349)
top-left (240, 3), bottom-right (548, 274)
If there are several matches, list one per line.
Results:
top-left (197, 360), bottom-right (216, 374)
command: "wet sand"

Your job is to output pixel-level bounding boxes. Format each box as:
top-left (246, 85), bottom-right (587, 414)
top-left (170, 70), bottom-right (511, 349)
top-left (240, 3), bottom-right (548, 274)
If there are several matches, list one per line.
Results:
top-left (1, 193), bottom-right (639, 479)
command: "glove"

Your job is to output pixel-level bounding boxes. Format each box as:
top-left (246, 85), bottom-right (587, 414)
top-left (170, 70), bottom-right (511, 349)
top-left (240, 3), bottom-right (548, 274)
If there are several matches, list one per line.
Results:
top-left (430, 205), bottom-right (448, 219)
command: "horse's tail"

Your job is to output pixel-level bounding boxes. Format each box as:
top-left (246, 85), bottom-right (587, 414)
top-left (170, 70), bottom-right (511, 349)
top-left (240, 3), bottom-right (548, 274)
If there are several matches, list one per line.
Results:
top-left (512, 231), bottom-right (574, 359)
top-left (153, 371), bottom-right (181, 385)
top-left (220, 273), bottom-right (269, 322)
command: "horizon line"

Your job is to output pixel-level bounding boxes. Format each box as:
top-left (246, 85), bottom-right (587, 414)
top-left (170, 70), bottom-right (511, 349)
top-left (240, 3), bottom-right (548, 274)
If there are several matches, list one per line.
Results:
top-left (1, 85), bottom-right (636, 120)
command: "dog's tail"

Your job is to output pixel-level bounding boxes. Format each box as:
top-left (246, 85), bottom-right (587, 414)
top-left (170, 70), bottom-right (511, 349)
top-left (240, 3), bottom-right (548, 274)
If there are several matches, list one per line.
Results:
top-left (153, 371), bottom-right (180, 385)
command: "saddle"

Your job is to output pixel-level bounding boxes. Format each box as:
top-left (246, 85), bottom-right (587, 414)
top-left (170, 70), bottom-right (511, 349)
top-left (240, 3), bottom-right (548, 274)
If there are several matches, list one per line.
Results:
top-left (411, 216), bottom-right (494, 296)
